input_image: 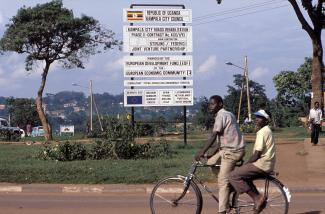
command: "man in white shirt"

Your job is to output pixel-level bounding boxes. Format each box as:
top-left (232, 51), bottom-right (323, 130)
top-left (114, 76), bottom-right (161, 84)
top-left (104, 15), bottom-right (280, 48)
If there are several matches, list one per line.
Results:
top-left (309, 101), bottom-right (322, 146)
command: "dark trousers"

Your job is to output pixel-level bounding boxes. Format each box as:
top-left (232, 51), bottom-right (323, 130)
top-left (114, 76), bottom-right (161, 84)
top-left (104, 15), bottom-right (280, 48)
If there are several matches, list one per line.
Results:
top-left (311, 124), bottom-right (321, 145)
top-left (229, 163), bottom-right (265, 194)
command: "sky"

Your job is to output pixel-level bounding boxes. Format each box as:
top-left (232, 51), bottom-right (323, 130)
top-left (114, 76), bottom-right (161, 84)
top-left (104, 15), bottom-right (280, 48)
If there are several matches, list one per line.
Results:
top-left (0, 0), bottom-right (319, 100)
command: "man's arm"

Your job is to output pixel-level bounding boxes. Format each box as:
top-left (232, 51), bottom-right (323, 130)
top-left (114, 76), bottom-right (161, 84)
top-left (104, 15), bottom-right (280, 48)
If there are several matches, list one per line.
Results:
top-left (246, 150), bottom-right (262, 163)
top-left (320, 110), bottom-right (323, 121)
top-left (194, 131), bottom-right (218, 161)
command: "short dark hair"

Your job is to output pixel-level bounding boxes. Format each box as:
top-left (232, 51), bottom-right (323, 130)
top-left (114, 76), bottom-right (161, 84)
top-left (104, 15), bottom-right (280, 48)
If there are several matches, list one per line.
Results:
top-left (210, 95), bottom-right (223, 104)
top-left (314, 101), bottom-right (319, 105)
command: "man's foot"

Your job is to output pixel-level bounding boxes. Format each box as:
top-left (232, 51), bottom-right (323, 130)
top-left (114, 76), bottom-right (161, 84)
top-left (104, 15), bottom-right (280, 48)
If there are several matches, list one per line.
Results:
top-left (254, 195), bottom-right (267, 214)
top-left (312, 143), bottom-right (317, 146)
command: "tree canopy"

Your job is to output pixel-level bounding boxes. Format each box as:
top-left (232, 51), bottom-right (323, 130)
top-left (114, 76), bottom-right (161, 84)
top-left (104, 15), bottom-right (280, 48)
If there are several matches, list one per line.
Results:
top-left (0, 0), bottom-right (120, 70)
top-left (224, 74), bottom-right (269, 123)
top-left (0, 0), bottom-right (120, 140)
top-left (272, 57), bottom-right (312, 126)
top-left (6, 97), bottom-right (41, 129)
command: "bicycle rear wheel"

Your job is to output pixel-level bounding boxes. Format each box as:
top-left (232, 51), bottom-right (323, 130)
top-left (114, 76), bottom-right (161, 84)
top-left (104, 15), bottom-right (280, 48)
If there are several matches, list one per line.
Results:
top-left (150, 176), bottom-right (202, 214)
top-left (232, 177), bottom-right (289, 214)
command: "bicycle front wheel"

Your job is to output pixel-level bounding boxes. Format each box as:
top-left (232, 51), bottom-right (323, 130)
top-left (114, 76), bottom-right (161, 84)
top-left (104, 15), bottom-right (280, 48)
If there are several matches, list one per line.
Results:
top-left (233, 177), bottom-right (289, 214)
top-left (150, 176), bottom-right (202, 214)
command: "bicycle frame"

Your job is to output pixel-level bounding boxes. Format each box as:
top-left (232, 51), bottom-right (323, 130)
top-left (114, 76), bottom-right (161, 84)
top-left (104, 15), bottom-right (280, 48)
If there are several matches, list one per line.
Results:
top-left (178, 161), bottom-right (280, 210)
top-left (175, 161), bottom-right (220, 204)
top-left (150, 161), bottom-right (290, 214)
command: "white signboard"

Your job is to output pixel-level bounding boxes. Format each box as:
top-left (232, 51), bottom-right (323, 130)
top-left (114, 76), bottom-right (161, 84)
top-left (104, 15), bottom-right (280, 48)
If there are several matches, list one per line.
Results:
top-left (124, 55), bottom-right (193, 77)
top-left (123, 26), bottom-right (192, 53)
top-left (124, 89), bottom-right (193, 107)
top-left (123, 9), bottom-right (192, 23)
top-left (59, 125), bottom-right (75, 136)
top-left (124, 80), bottom-right (193, 87)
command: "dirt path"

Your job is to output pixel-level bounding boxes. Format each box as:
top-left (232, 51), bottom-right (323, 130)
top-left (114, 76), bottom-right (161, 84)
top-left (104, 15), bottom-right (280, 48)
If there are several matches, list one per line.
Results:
top-left (272, 138), bottom-right (325, 189)
top-left (275, 140), bottom-right (308, 185)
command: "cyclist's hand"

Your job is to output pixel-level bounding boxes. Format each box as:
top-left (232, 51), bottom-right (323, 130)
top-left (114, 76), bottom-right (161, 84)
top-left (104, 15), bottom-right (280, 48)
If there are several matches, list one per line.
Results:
top-left (194, 150), bottom-right (204, 161)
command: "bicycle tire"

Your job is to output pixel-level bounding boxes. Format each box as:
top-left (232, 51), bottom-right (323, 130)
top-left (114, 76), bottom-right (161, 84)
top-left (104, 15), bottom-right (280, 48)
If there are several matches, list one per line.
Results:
top-left (150, 176), bottom-right (203, 214)
top-left (232, 177), bottom-right (289, 214)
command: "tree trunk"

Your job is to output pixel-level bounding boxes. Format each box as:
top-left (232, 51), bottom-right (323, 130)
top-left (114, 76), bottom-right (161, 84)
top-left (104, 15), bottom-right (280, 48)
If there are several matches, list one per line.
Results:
top-left (311, 37), bottom-right (324, 108)
top-left (287, 0), bottom-right (324, 108)
top-left (35, 61), bottom-right (53, 141)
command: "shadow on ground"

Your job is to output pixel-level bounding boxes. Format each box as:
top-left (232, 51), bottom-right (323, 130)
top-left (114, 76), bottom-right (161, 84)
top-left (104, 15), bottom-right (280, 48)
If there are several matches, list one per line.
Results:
top-left (297, 211), bottom-right (322, 214)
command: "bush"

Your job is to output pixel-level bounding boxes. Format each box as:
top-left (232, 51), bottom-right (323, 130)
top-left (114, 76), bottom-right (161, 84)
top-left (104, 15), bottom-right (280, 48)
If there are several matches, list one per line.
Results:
top-left (89, 140), bottom-right (114, 160)
top-left (114, 138), bottom-right (173, 159)
top-left (140, 139), bottom-right (174, 159)
top-left (38, 138), bottom-right (174, 161)
top-left (134, 123), bottom-right (155, 137)
top-left (0, 129), bottom-right (20, 141)
top-left (38, 141), bottom-right (87, 161)
top-left (38, 117), bottom-right (175, 161)
top-left (240, 123), bottom-right (255, 133)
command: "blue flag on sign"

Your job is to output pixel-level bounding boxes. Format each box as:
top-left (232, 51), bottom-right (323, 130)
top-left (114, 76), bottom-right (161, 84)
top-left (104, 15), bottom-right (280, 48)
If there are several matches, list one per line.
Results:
top-left (127, 96), bottom-right (143, 105)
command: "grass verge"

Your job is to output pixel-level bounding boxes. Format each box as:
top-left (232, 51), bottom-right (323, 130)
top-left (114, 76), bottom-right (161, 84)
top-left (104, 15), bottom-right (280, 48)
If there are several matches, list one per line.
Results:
top-left (0, 139), bottom-right (254, 184)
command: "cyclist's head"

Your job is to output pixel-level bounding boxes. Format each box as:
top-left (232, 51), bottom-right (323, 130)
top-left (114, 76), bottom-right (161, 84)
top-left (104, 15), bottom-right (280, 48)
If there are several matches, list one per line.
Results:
top-left (208, 95), bottom-right (223, 114)
top-left (254, 109), bottom-right (271, 127)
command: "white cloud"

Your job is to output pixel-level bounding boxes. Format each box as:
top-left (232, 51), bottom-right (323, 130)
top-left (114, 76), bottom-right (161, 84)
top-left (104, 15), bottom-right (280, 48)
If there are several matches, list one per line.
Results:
top-left (197, 55), bottom-right (218, 75)
top-left (250, 67), bottom-right (269, 79)
top-left (0, 66), bottom-right (20, 89)
top-left (104, 56), bottom-right (123, 80)
top-left (0, 12), bottom-right (3, 25)
top-left (106, 57), bottom-right (123, 71)
top-left (0, 69), bottom-right (7, 87)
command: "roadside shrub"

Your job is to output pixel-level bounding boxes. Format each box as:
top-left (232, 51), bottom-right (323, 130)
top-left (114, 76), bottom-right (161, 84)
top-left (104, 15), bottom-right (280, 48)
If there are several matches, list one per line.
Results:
top-left (0, 129), bottom-right (20, 141)
top-left (101, 117), bottom-right (135, 142)
top-left (0, 129), bottom-right (10, 141)
top-left (115, 138), bottom-right (173, 159)
top-left (89, 138), bottom-right (173, 160)
top-left (38, 116), bottom-right (175, 161)
top-left (38, 138), bottom-right (174, 161)
top-left (240, 123), bottom-right (255, 133)
top-left (38, 141), bottom-right (87, 161)
top-left (139, 139), bottom-right (174, 159)
top-left (135, 123), bottom-right (155, 137)
top-left (89, 140), bottom-right (114, 160)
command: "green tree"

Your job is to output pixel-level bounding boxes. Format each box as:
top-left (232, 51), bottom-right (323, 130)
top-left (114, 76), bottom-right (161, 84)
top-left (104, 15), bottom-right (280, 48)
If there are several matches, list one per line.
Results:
top-left (0, 0), bottom-right (120, 140)
top-left (6, 97), bottom-right (41, 129)
top-left (224, 74), bottom-right (269, 123)
top-left (194, 96), bottom-right (214, 130)
top-left (272, 57), bottom-right (312, 126)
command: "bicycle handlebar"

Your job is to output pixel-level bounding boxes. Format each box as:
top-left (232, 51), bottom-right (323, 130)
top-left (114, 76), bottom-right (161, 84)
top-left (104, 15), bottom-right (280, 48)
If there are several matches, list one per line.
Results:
top-left (193, 158), bottom-right (244, 168)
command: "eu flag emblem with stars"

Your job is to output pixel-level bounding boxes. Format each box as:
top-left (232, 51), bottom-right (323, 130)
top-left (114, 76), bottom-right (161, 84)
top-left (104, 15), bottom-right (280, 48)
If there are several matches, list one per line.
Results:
top-left (127, 96), bottom-right (143, 105)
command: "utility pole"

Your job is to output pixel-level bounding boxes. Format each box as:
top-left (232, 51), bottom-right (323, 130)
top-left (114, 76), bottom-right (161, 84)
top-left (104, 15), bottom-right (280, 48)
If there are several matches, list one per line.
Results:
top-left (90, 80), bottom-right (93, 131)
top-left (226, 56), bottom-right (251, 123)
top-left (237, 76), bottom-right (244, 123)
top-left (244, 56), bottom-right (252, 122)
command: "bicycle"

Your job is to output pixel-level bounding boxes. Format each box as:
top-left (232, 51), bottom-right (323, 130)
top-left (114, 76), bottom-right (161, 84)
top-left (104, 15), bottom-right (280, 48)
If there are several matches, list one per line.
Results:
top-left (150, 160), bottom-right (291, 214)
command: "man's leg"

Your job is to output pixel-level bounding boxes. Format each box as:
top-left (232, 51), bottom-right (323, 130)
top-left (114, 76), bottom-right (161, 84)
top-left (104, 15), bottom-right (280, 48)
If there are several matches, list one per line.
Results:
top-left (207, 151), bottom-right (222, 175)
top-left (230, 164), bottom-right (267, 214)
top-left (229, 163), bottom-right (263, 194)
top-left (311, 124), bottom-right (316, 144)
top-left (315, 124), bottom-right (320, 145)
top-left (218, 150), bottom-right (245, 213)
